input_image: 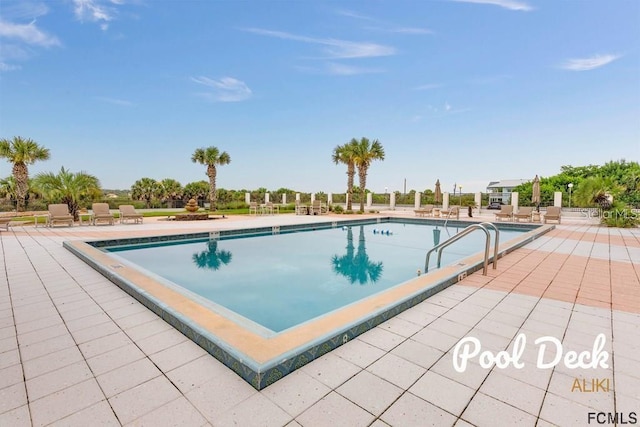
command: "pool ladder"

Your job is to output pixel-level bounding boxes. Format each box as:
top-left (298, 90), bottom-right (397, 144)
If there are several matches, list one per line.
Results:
top-left (423, 222), bottom-right (500, 276)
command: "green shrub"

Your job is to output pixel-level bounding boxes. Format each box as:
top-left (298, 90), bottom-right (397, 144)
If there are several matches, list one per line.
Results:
top-left (332, 205), bottom-right (344, 213)
top-left (600, 208), bottom-right (640, 228)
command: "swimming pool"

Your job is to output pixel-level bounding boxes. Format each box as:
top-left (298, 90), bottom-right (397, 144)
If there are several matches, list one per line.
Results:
top-left (64, 217), bottom-right (552, 389)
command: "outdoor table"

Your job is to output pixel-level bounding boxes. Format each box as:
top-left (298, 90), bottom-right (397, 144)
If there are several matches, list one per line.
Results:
top-left (78, 212), bottom-right (93, 225)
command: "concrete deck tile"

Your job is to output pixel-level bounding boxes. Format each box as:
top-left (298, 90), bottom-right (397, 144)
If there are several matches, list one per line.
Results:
top-left (538, 392), bottom-right (594, 426)
top-left (134, 327), bottom-right (188, 356)
top-left (336, 370), bottom-right (403, 416)
top-left (166, 354), bottom-right (235, 394)
top-left (366, 352), bottom-right (426, 390)
top-left (96, 357), bottom-right (162, 398)
top-left (300, 352), bottom-right (361, 389)
top-left (431, 353), bottom-right (490, 390)
top-left (29, 378), bottom-right (105, 426)
top-left (71, 320), bottom-right (122, 345)
top-left (185, 376), bottom-right (256, 421)
top-left (16, 323), bottom-right (68, 347)
top-left (261, 370), bottom-right (331, 417)
top-left (123, 317), bottom-right (172, 342)
top-left (78, 331), bottom-right (132, 359)
top-left (0, 382), bottom-right (27, 414)
top-left (215, 393), bottom-right (292, 427)
top-left (148, 339), bottom-right (207, 372)
top-left (25, 360), bottom-right (93, 401)
top-left (108, 376), bottom-right (181, 424)
top-left (547, 370), bottom-right (614, 410)
top-left (86, 342), bottom-right (146, 376)
top-left (380, 392), bottom-right (457, 427)
top-left (390, 339), bottom-right (444, 369)
top-left (409, 370), bottom-right (475, 416)
top-left (332, 338), bottom-right (386, 368)
top-left (126, 397), bottom-right (208, 427)
top-left (357, 327), bottom-right (405, 352)
top-left (19, 333), bottom-right (77, 362)
top-left (0, 404), bottom-right (31, 427)
top-left (376, 315), bottom-right (424, 337)
top-left (0, 335), bottom-right (17, 353)
top-left (411, 328), bottom-right (460, 352)
top-left (479, 370), bottom-right (546, 416)
top-left (22, 346), bottom-right (84, 379)
top-left (296, 391), bottom-right (375, 427)
top-left (0, 363), bottom-right (23, 390)
top-left (49, 401), bottom-right (119, 426)
top-left (461, 392), bottom-right (537, 426)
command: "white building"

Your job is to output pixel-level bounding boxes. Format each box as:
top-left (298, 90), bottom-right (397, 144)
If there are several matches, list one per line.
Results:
top-left (486, 179), bottom-right (529, 204)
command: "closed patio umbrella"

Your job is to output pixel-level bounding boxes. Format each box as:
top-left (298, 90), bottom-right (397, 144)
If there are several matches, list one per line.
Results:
top-left (532, 175), bottom-right (541, 211)
top-left (434, 179), bottom-right (442, 206)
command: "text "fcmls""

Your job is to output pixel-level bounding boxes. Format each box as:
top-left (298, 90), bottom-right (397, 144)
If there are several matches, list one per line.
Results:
top-left (452, 333), bottom-right (609, 373)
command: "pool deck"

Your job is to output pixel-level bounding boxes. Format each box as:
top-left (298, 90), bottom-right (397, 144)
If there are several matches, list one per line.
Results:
top-left (1, 212), bottom-right (638, 426)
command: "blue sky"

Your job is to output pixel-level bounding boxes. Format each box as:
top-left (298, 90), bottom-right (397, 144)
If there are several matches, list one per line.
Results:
top-left (1, 0), bottom-right (638, 194)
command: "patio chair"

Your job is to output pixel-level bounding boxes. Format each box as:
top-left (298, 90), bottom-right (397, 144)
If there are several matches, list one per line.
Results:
top-left (544, 206), bottom-right (562, 224)
top-left (119, 205), bottom-right (143, 224)
top-left (249, 202), bottom-right (259, 215)
top-left (48, 204), bottom-right (74, 227)
top-left (514, 207), bottom-right (533, 222)
top-left (0, 217), bottom-right (11, 231)
top-left (263, 202), bottom-right (279, 215)
top-left (440, 205), bottom-right (459, 220)
top-left (494, 205), bottom-right (514, 222)
top-left (414, 204), bottom-right (434, 217)
top-left (92, 203), bottom-right (115, 225)
top-left (312, 200), bottom-right (328, 215)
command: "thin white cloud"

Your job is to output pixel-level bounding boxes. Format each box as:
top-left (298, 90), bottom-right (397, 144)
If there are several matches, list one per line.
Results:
top-left (95, 96), bottom-right (133, 106)
top-left (560, 54), bottom-right (621, 71)
top-left (451, 0), bottom-right (533, 11)
top-left (0, 62), bottom-right (21, 71)
top-left (244, 28), bottom-right (395, 59)
top-left (191, 76), bottom-right (252, 102)
top-left (72, 0), bottom-right (115, 30)
top-left (0, 19), bottom-right (60, 47)
top-left (326, 62), bottom-right (383, 76)
top-left (336, 10), bottom-right (375, 21)
top-left (1, 2), bottom-right (50, 20)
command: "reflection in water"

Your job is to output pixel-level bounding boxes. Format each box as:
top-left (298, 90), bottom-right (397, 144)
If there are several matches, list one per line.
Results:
top-left (331, 226), bottom-right (383, 285)
top-left (192, 240), bottom-right (233, 271)
top-left (433, 227), bottom-right (441, 246)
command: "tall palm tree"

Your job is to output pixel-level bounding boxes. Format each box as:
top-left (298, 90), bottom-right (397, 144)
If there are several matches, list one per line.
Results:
top-left (191, 147), bottom-right (231, 211)
top-left (352, 137), bottom-right (385, 212)
top-left (332, 139), bottom-right (358, 211)
top-left (0, 136), bottom-right (50, 211)
top-left (131, 177), bottom-right (162, 208)
top-left (33, 167), bottom-right (101, 220)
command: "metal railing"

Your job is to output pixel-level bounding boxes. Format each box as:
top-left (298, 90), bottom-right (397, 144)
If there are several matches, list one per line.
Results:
top-left (424, 222), bottom-right (499, 276)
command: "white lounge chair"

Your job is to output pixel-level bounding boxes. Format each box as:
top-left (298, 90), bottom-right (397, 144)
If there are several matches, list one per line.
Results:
top-left (92, 203), bottom-right (115, 225)
top-left (119, 205), bottom-right (143, 224)
top-left (48, 204), bottom-right (74, 227)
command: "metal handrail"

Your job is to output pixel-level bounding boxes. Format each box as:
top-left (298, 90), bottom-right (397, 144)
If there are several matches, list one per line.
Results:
top-left (424, 223), bottom-right (491, 275)
top-left (479, 222), bottom-right (500, 270)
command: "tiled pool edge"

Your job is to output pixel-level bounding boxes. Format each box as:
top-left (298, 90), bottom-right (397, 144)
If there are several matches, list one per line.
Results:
top-left (63, 219), bottom-right (554, 390)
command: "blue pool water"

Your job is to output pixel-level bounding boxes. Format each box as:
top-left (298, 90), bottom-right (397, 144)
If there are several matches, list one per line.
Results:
top-left (106, 222), bottom-right (525, 333)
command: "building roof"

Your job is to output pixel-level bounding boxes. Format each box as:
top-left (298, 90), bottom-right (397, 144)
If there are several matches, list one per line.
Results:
top-left (486, 179), bottom-right (529, 189)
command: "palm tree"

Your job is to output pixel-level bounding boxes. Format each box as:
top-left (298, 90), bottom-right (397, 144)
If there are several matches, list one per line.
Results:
top-left (131, 177), bottom-right (162, 208)
top-left (352, 137), bottom-right (385, 212)
top-left (33, 167), bottom-right (101, 220)
top-left (191, 147), bottom-right (231, 211)
top-left (160, 178), bottom-right (183, 208)
top-left (183, 180), bottom-right (209, 205)
top-left (0, 136), bottom-right (50, 212)
top-left (332, 139), bottom-right (358, 211)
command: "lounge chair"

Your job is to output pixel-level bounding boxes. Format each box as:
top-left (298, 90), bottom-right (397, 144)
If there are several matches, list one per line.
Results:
top-left (48, 204), bottom-right (74, 227)
top-left (514, 207), bottom-right (533, 222)
top-left (119, 205), bottom-right (143, 224)
top-left (440, 205), bottom-right (459, 220)
top-left (312, 200), bottom-right (328, 215)
top-left (494, 205), bottom-right (514, 222)
top-left (92, 203), bottom-right (115, 225)
top-left (0, 217), bottom-right (11, 231)
top-left (414, 204), bottom-right (434, 217)
top-left (263, 202), bottom-right (278, 215)
top-left (295, 201), bottom-right (307, 215)
top-left (544, 206), bottom-right (561, 224)
top-left (249, 202), bottom-right (259, 215)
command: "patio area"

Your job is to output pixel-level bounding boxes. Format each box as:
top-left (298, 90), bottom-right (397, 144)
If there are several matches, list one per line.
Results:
top-left (1, 213), bottom-right (638, 426)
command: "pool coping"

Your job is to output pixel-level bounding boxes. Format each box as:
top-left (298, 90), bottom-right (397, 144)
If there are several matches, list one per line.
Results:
top-left (63, 217), bottom-right (554, 390)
